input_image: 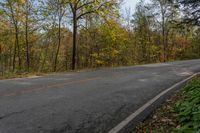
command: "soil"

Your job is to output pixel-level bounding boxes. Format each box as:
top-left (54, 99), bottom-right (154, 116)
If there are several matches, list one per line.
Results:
top-left (134, 90), bottom-right (184, 133)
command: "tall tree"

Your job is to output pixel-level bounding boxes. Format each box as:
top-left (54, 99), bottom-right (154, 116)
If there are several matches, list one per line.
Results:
top-left (178, 0), bottom-right (200, 26)
top-left (68, 0), bottom-right (118, 70)
top-left (150, 0), bottom-right (175, 61)
top-left (133, 1), bottom-right (155, 63)
top-left (46, 0), bottom-right (68, 71)
top-left (24, 0), bottom-right (31, 72)
top-left (0, 0), bottom-right (24, 71)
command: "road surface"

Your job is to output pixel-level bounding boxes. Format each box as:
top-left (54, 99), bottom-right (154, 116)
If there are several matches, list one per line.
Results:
top-left (0, 59), bottom-right (200, 133)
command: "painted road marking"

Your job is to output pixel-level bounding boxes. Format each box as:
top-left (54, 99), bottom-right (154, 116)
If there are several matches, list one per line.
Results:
top-left (1, 77), bottom-right (101, 97)
top-left (108, 73), bottom-right (199, 133)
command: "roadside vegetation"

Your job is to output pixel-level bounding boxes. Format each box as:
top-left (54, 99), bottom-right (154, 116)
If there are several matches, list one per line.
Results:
top-left (0, 0), bottom-right (199, 79)
top-left (135, 77), bottom-right (200, 133)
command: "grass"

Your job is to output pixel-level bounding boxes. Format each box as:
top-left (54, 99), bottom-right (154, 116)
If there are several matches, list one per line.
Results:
top-left (135, 77), bottom-right (200, 133)
top-left (0, 71), bottom-right (43, 80)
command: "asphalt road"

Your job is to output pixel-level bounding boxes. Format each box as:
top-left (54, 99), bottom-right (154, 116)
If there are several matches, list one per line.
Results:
top-left (0, 59), bottom-right (200, 133)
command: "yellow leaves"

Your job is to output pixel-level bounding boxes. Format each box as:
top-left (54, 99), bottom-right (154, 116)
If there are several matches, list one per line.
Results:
top-left (111, 49), bottom-right (119, 57)
top-left (18, 0), bottom-right (26, 5)
top-left (12, 0), bottom-right (25, 5)
top-left (95, 60), bottom-right (104, 65)
top-left (88, 20), bottom-right (130, 66)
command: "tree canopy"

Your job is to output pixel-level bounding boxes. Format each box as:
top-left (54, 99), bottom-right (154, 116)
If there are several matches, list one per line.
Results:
top-left (0, 0), bottom-right (199, 77)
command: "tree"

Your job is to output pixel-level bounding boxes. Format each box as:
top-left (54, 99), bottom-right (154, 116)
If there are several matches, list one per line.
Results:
top-left (149, 0), bottom-right (177, 62)
top-left (179, 0), bottom-right (200, 26)
top-left (0, 0), bottom-right (24, 71)
top-left (68, 0), bottom-right (118, 70)
top-left (23, 0), bottom-right (36, 72)
top-left (45, 0), bottom-right (68, 71)
top-left (25, 0), bottom-right (30, 72)
top-left (132, 1), bottom-right (155, 63)
top-left (0, 0), bottom-right (199, 78)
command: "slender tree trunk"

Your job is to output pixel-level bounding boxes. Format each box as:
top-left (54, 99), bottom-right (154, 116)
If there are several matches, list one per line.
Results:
top-left (25, 0), bottom-right (30, 72)
top-left (41, 42), bottom-right (49, 72)
top-left (162, 13), bottom-right (166, 62)
top-left (165, 30), bottom-right (169, 60)
top-left (0, 45), bottom-right (3, 76)
top-left (25, 24), bottom-right (30, 72)
top-left (13, 38), bottom-right (16, 71)
top-left (54, 18), bottom-right (61, 72)
top-left (72, 14), bottom-right (77, 70)
top-left (65, 42), bottom-right (68, 70)
top-left (10, 5), bottom-right (17, 71)
top-left (13, 27), bottom-right (21, 71)
top-left (16, 28), bottom-right (21, 70)
top-left (162, 25), bottom-right (166, 62)
top-left (9, 48), bottom-right (12, 71)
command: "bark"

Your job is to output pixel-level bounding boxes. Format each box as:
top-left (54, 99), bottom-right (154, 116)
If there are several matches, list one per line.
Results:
top-left (72, 13), bottom-right (77, 70)
top-left (16, 26), bottom-right (21, 70)
top-left (0, 45), bottom-right (3, 76)
top-left (161, 5), bottom-right (166, 62)
top-left (25, 0), bottom-right (30, 72)
top-left (54, 18), bottom-right (61, 72)
top-left (13, 37), bottom-right (16, 71)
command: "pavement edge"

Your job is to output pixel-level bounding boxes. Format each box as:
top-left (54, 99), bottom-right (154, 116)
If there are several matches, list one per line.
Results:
top-left (108, 72), bottom-right (200, 133)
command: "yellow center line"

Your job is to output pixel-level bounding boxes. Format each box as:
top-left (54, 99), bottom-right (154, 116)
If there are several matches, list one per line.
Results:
top-left (1, 77), bottom-right (101, 98)
top-left (3, 92), bottom-right (16, 97)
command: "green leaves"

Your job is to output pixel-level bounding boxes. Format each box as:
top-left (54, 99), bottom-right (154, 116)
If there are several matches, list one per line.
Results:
top-left (174, 79), bottom-right (200, 132)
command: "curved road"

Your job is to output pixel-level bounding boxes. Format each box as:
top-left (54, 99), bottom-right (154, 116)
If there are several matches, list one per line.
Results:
top-left (0, 59), bottom-right (200, 133)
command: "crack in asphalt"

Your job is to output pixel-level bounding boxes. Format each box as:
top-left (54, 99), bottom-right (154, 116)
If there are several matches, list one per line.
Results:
top-left (0, 110), bottom-right (26, 120)
top-left (1, 60), bottom-right (200, 133)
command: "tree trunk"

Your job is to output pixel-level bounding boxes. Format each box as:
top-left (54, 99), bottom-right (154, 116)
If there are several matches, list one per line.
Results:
top-left (162, 13), bottom-right (166, 62)
top-left (72, 14), bottom-right (77, 70)
top-left (13, 38), bottom-right (16, 71)
top-left (25, 0), bottom-right (30, 72)
top-left (54, 18), bottom-right (61, 72)
top-left (14, 24), bottom-right (22, 71)
top-left (0, 45), bottom-right (3, 76)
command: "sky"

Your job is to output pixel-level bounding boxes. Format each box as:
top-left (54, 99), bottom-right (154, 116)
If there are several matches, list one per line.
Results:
top-left (122, 0), bottom-right (150, 14)
top-left (122, 0), bottom-right (140, 13)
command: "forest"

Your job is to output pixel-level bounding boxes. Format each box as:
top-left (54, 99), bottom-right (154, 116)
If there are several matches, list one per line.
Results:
top-left (0, 0), bottom-right (199, 76)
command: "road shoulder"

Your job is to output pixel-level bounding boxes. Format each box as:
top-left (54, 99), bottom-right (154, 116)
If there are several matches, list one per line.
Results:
top-left (108, 73), bottom-right (199, 133)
